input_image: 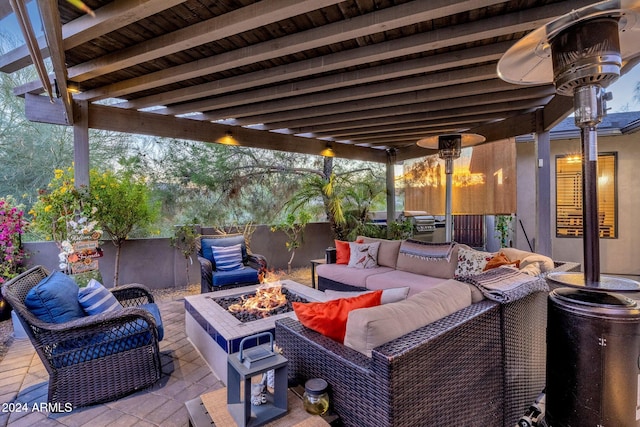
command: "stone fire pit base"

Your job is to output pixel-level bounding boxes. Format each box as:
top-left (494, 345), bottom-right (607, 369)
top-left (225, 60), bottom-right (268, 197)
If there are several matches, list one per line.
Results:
top-left (185, 280), bottom-right (326, 383)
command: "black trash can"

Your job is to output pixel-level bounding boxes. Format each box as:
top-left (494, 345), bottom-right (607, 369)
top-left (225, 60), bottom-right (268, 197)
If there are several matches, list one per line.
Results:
top-left (546, 288), bottom-right (640, 427)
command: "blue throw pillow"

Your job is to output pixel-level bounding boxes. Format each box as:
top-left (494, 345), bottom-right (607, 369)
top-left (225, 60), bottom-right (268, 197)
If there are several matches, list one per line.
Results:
top-left (201, 235), bottom-right (247, 264)
top-left (25, 271), bottom-right (86, 323)
top-left (140, 303), bottom-right (164, 341)
top-left (78, 279), bottom-right (123, 315)
top-left (211, 243), bottom-right (244, 271)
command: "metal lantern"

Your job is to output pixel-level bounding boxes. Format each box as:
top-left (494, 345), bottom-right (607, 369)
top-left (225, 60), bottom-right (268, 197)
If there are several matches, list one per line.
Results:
top-left (416, 133), bottom-right (485, 242)
top-left (227, 332), bottom-right (288, 427)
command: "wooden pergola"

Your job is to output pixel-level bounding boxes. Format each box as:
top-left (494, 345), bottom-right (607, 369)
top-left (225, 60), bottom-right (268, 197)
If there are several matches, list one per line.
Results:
top-left (2, 0), bottom-right (636, 253)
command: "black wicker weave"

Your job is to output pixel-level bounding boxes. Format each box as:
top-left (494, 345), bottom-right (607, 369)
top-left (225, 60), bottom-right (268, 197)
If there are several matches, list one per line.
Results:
top-left (301, 258), bottom-right (581, 426)
top-left (1, 266), bottom-right (162, 409)
top-left (276, 292), bottom-right (550, 427)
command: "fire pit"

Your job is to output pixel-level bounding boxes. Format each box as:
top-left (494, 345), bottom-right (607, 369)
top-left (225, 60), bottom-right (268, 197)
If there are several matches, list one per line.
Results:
top-left (184, 280), bottom-right (326, 383)
top-left (213, 283), bottom-right (309, 323)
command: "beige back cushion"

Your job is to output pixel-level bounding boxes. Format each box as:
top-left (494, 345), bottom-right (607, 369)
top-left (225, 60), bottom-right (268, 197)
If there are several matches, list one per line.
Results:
top-left (359, 236), bottom-right (402, 269)
top-left (324, 287), bottom-right (410, 304)
top-left (395, 243), bottom-right (459, 279)
top-left (344, 279), bottom-right (472, 357)
top-left (500, 248), bottom-right (555, 273)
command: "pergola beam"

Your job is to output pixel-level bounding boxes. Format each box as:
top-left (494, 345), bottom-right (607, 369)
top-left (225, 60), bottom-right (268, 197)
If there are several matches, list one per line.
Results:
top-left (202, 64), bottom-right (499, 121)
top-left (228, 79), bottom-right (524, 127)
top-left (87, 105), bottom-right (387, 163)
top-left (0, 0), bottom-right (187, 73)
top-left (68, 0), bottom-right (343, 83)
top-left (271, 86), bottom-right (556, 131)
top-left (147, 42), bottom-right (510, 116)
top-left (9, 0), bottom-right (52, 99)
top-left (298, 96), bottom-right (552, 136)
top-left (37, 0), bottom-right (73, 124)
top-left (69, 0), bottom-right (576, 103)
top-left (23, 93), bottom-right (387, 163)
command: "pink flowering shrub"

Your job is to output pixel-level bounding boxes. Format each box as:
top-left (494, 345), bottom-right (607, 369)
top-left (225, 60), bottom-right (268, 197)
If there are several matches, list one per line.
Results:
top-left (0, 197), bottom-right (27, 284)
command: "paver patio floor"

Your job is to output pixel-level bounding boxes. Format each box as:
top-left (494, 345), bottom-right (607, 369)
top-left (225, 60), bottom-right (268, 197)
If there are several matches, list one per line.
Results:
top-left (0, 297), bottom-right (223, 427)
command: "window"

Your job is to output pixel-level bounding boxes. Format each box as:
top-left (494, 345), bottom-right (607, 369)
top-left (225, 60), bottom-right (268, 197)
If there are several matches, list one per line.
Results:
top-left (556, 152), bottom-right (617, 238)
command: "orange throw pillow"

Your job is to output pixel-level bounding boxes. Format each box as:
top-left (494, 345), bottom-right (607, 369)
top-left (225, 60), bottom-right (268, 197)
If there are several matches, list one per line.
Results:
top-left (334, 239), bottom-right (363, 264)
top-left (483, 252), bottom-right (520, 271)
top-left (335, 240), bottom-right (351, 264)
top-left (293, 290), bottom-right (382, 343)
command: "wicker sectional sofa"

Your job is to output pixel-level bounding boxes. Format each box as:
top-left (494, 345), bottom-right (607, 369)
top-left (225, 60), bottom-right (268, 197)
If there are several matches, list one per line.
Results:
top-left (276, 239), bottom-right (580, 427)
top-left (316, 237), bottom-right (562, 297)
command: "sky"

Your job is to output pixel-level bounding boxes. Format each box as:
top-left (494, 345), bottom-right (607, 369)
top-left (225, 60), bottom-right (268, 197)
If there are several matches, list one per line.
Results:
top-left (603, 69), bottom-right (640, 112)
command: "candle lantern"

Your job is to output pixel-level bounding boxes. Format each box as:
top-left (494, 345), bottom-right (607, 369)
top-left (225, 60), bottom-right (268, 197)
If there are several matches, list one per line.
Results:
top-left (227, 332), bottom-right (288, 427)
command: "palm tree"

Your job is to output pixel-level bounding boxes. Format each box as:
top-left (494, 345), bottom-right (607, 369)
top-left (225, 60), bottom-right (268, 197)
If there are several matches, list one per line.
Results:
top-left (285, 158), bottom-right (385, 240)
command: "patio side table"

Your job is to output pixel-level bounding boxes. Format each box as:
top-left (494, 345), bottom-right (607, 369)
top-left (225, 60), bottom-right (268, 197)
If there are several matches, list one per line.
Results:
top-left (309, 258), bottom-right (326, 289)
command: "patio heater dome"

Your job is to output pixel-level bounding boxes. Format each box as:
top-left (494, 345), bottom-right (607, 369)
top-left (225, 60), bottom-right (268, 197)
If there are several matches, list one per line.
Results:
top-left (498, 0), bottom-right (640, 292)
top-left (498, 1), bottom-right (640, 426)
top-left (416, 133), bottom-right (485, 242)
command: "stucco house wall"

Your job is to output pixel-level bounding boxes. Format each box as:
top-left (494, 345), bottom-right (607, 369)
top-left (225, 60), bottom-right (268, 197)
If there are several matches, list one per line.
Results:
top-left (516, 132), bottom-right (640, 275)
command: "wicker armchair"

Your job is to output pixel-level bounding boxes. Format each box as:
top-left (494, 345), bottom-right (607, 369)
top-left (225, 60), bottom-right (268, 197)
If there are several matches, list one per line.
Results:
top-left (2, 266), bottom-right (162, 409)
top-left (196, 234), bottom-right (267, 293)
top-left (276, 291), bottom-right (548, 427)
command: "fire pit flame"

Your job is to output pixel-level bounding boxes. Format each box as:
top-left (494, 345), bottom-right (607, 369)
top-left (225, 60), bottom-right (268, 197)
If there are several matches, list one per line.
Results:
top-left (227, 282), bottom-right (287, 317)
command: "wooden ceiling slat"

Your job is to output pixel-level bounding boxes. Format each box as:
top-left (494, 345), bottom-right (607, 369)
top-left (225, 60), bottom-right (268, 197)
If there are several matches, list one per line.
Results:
top-left (268, 86), bottom-right (556, 131)
top-left (202, 64), bottom-right (499, 120)
top-left (149, 42), bottom-right (510, 115)
top-left (0, 0), bottom-right (188, 73)
top-left (5, 0), bottom-right (599, 162)
top-left (313, 107), bottom-right (549, 139)
top-left (70, 0), bottom-right (509, 101)
top-left (67, 0), bottom-right (343, 83)
top-left (292, 95), bottom-right (552, 135)
top-left (227, 79), bottom-right (525, 126)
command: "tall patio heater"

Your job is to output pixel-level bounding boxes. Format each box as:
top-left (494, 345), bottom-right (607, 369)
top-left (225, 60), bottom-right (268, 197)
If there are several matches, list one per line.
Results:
top-left (416, 133), bottom-right (485, 242)
top-left (498, 1), bottom-right (640, 425)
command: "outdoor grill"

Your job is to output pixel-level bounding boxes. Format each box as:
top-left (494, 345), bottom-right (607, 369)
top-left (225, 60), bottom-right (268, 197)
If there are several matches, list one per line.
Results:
top-left (368, 210), bottom-right (437, 240)
top-left (398, 210), bottom-right (436, 239)
top-left (498, 1), bottom-right (640, 426)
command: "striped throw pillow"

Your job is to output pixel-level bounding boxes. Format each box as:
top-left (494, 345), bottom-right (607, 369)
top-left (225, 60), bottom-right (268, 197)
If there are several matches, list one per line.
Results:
top-left (211, 243), bottom-right (244, 271)
top-left (78, 279), bottom-right (123, 315)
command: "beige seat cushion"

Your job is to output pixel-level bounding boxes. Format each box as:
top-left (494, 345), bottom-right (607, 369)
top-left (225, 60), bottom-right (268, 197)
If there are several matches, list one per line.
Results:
top-left (343, 280), bottom-right (472, 357)
top-left (316, 264), bottom-right (393, 288)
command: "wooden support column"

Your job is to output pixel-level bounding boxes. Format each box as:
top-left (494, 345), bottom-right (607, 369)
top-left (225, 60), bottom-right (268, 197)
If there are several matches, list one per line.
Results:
top-left (534, 111), bottom-right (552, 256)
top-left (386, 149), bottom-right (396, 237)
top-left (73, 100), bottom-right (90, 188)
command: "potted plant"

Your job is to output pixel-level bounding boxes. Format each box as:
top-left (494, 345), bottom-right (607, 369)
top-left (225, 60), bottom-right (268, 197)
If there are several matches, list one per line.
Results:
top-left (495, 214), bottom-right (514, 248)
top-left (30, 167), bottom-right (158, 287)
top-left (29, 167), bottom-right (103, 285)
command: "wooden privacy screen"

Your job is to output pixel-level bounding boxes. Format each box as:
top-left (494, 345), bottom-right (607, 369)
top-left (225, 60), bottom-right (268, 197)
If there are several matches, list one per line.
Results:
top-left (403, 138), bottom-right (516, 215)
